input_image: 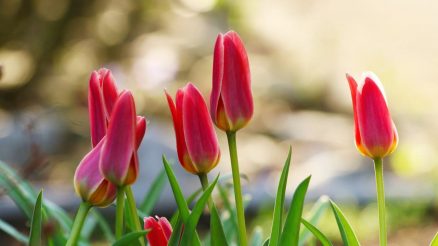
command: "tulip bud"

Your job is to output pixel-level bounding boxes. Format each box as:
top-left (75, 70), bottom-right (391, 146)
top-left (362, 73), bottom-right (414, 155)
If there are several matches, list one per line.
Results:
top-left (347, 72), bottom-right (398, 159)
top-left (166, 83), bottom-right (220, 174)
top-left (100, 91), bottom-right (138, 186)
top-left (210, 31), bottom-right (253, 132)
top-left (74, 139), bottom-right (117, 207)
top-left (144, 216), bottom-right (172, 246)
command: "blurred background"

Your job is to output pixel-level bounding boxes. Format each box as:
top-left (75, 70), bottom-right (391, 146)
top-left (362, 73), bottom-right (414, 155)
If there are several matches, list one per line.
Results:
top-left (1, 0), bottom-right (438, 245)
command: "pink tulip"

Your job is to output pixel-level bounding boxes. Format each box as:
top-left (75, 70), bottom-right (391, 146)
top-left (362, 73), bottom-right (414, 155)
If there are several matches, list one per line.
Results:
top-left (347, 72), bottom-right (398, 158)
top-left (166, 83), bottom-right (220, 174)
top-left (210, 31), bottom-right (253, 132)
top-left (74, 138), bottom-right (117, 207)
top-left (100, 91), bottom-right (140, 186)
top-left (144, 216), bottom-right (172, 246)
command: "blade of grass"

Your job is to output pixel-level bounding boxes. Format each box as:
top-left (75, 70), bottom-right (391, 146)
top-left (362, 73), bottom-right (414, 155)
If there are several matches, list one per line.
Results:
top-left (430, 232), bottom-right (438, 246)
top-left (329, 200), bottom-right (360, 246)
top-left (299, 195), bottom-right (330, 245)
top-left (139, 168), bottom-right (166, 215)
top-left (112, 230), bottom-right (149, 246)
top-left (0, 218), bottom-right (29, 244)
top-left (279, 176), bottom-right (311, 246)
top-left (269, 147), bottom-right (292, 246)
top-left (301, 219), bottom-right (333, 246)
top-left (29, 190), bottom-right (43, 246)
top-left (180, 175), bottom-right (219, 245)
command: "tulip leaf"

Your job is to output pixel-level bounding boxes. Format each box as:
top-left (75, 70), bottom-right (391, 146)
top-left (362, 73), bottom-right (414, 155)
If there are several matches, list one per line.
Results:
top-left (330, 200), bottom-right (361, 246)
top-left (263, 238), bottom-right (270, 246)
top-left (299, 195), bottom-right (330, 245)
top-left (269, 147), bottom-right (292, 246)
top-left (89, 210), bottom-right (115, 242)
top-left (168, 214), bottom-right (183, 246)
top-left (279, 176), bottom-right (311, 246)
top-left (140, 168), bottom-right (166, 215)
top-left (301, 219), bottom-right (333, 246)
top-left (430, 232), bottom-right (438, 246)
top-left (210, 195), bottom-right (229, 246)
top-left (29, 190), bottom-right (43, 246)
top-left (112, 230), bottom-right (149, 246)
top-left (0, 218), bottom-right (29, 243)
top-left (251, 227), bottom-right (264, 246)
top-left (180, 175), bottom-right (219, 245)
top-left (162, 155), bottom-right (201, 246)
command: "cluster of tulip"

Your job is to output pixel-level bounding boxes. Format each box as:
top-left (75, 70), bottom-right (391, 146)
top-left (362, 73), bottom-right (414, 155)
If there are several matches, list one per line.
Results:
top-left (65, 30), bottom-right (416, 246)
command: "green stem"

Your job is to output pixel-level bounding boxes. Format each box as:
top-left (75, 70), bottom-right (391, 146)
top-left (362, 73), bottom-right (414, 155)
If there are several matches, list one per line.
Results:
top-left (374, 158), bottom-right (387, 246)
top-left (116, 186), bottom-right (125, 240)
top-left (226, 131), bottom-right (248, 246)
top-left (125, 186), bottom-right (145, 246)
top-left (198, 173), bottom-right (213, 210)
top-left (66, 202), bottom-right (91, 246)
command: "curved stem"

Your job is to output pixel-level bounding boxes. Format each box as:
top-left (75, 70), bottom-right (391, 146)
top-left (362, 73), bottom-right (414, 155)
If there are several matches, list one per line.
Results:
top-left (66, 202), bottom-right (91, 246)
top-left (116, 186), bottom-right (125, 240)
top-left (226, 131), bottom-right (248, 246)
top-left (198, 173), bottom-right (213, 210)
top-left (125, 186), bottom-right (145, 246)
top-left (374, 158), bottom-right (387, 246)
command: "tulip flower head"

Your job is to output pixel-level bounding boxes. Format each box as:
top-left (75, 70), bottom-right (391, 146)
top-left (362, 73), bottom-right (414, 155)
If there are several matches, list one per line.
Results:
top-left (166, 83), bottom-right (220, 174)
top-left (74, 139), bottom-right (117, 207)
top-left (347, 72), bottom-right (398, 159)
top-left (144, 216), bottom-right (172, 246)
top-left (210, 31), bottom-right (253, 132)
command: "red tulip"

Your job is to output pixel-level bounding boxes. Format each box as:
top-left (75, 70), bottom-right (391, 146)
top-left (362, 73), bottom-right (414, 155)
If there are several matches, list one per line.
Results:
top-left (74, 138), bottom-right (117, 207)
top-left (100, 91), bottom-right (141, 186)
top-left (210, 31), bottom-right (253, 132)
top-left (144, 216), bottom-right (172, 246)
top-left (347, 72), bottom-right (398, 158)
top-left (166, 83), bottom-right (220, 174)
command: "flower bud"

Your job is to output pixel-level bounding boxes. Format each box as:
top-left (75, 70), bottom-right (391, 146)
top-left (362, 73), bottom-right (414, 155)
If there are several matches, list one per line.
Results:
top-left (144, 216), bottom-right (172, 246)
top-left (210, 31), bottom-right (253, 132)
top-left (347, 72), bottom-right (398, 159)
top-left (166, 83), bottom-right (220, 174)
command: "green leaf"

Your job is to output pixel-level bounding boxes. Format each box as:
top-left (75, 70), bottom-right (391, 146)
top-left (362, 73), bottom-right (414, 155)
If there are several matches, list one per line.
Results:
top-left (263, 238), bottom-right (270, 246)
top-left (299, 195), bottom-right (330, 245)
top-left (430, 232), bottom-right (438, 246)
top-left (139, 168), bottom-right (167, 216)
top-left (180, 175), bottom-right (219, 245)
top-left (301, 219), bottom-right (333, 246)
top-left (210, 199), bottom-right (229, 246)
top-left (112, 230), bottom-right (149, 246)
top-left (251, 227), bottom-right (264, 246)
top-left (330, 200), bottom-right (361, 246)
top-left (217, 184), bottom-right (238, 242)
top-left (168, 214), bottom-right (183, 246)
top-left (0, 218), bottom-right (29, 243)
top-left (162, 156), bottom-right (201, 246)
top-left (279, 176), bottom-right (311, 246)
top-left (29, 190), bottom-right (43, 246)
top-left (91, 210), bottom-right (115, 242)
top-left (269, 147), bottom-right (292, 246)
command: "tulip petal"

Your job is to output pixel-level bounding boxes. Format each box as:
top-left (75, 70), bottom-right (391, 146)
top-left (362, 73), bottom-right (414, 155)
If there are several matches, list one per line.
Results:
top-left (165, 90), bottom-right (198, 174)
top-left (100, 91), bottom-right (136, 186)
top-left (89, 72), bottom-right (107, 147)
top-left (183, 83), bottom-right (220, 173)
top-left (158, 217), bottom-right (172, 239)
top-left (221, 31), bottom-right (253, 130)
top-left (135, 116), bottom-right (147, 149)
top-left (346, 74), bottom-right (364, 152)
top-left (356, 76), bottom-right (395, 158)
top-left (210, 33), bottom-right (224, 123)
top-left (74, 138), bottom-right (116, 207)
top-left (144, 217), bottom-right (171, 246)
top-left (100, 69), bottom-right (119, 118)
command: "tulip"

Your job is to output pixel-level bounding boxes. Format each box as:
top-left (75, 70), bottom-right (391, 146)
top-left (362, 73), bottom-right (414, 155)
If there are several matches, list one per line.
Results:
top-left (347, 72), bottom-right (398, 159)
top-left (73, 138), bottom-right (117, 207)
top-left (165, 83), bottom-right (220, 174)
top-left (210, 31), bottom-right (253, 132)
top-left (100, 91), bottom-right (140, 186)
top-left (144, 216), bottom-right (172, 246)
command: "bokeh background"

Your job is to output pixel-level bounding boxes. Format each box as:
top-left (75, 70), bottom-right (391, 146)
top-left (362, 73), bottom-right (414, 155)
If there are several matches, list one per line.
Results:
top-left (1, 0), bottom-right (438, 245)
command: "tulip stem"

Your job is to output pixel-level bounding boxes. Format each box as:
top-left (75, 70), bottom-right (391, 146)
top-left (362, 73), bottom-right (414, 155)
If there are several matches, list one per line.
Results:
top-left (198, 173), bottom-right (214, 211)
top-left (116, 186), bottom-right (125, 240)
top-left (66, 202), bottom-right (91, 246)
top-left (226, 131), bottom-right (248, 246)
top-left (374, 158), bottom-right (387, 246)
top-left (125, 186), bottom-right (145, 246)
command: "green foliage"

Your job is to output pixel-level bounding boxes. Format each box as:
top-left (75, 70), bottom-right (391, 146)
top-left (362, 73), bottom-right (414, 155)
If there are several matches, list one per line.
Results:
top-left (140, 168), bottom-right (167, 216)
top-left (29, 190), bottom-right (43, 246)
top-left (112, 230), bottom-right (149, 246)
top-left (301, 219), bottom-right (333, 246)
top-left (299, 195), bottom-right (330, 245)
top-left (0, 218), bottom-right (29, 244)
top-left (330, 200), bottom-right (361, 246)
